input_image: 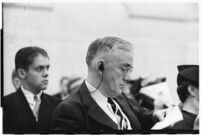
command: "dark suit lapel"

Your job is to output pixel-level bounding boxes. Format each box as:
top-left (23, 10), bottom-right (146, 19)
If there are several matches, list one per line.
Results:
top-left (79, 81), bottom-right (118, 129)
top-left (115, 94), bottom-right (141, 129)
top-left (38, 93), bottom-right (52, 124)
top-left (88, 104), bottom-right (118, 129)
top-left (14, 89), bottom-right (36, 124)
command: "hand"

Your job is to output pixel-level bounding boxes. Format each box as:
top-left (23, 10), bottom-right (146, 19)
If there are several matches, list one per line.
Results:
top-left (154, 98), bottom-right (174, 110)
top-left (152, 108), bottom-right (169, 122)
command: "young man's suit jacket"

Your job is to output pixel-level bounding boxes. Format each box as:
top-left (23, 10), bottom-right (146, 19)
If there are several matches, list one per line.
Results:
top-left (3, 88), bottom-right (61, 133)
top-left (52, 81), bottom-right (155, 133)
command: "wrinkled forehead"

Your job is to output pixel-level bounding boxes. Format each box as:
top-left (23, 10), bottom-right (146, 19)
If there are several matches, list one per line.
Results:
top-left (112, 42), bottom-right (133, 52)
top-left (104, 48), bottom-right (134, 65)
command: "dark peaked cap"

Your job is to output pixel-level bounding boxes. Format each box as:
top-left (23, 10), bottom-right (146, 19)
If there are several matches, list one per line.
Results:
top-left (177, 65), bottom-right (199, 86)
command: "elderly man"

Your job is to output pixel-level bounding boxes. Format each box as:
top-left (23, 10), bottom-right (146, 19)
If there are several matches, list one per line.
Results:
top-left (3, 46), bottom-right (61, 133)
top-left (52, 37), bottom-right (165, 132)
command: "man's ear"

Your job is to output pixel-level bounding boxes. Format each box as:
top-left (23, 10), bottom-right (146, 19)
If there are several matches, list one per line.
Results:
top-left (17, 69), bottom-right (27, 79)
top-left (96, 59), bottom-right (105, 74)
top-left (188, 84), bottom-right (198, 97)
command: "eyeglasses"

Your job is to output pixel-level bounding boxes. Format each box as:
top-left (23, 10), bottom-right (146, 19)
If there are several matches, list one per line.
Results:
top-left (106, 61), bottom-right (133, 74)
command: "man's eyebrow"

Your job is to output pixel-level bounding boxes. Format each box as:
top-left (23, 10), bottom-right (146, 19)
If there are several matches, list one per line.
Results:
top-left (36, 65), bottom-right (50, 68)
top-left (122, 63), bottom-right (132, 67)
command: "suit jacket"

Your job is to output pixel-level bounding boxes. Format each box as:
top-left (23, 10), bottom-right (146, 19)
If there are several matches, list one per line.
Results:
top-left (52, 81), bottom-right (154, 133)
top-left (54, 93), bottom-right (62, 100)
top-left (53, 93), bottom-right (70, 100)
top-left (3, 88), bottom-right (61, 133)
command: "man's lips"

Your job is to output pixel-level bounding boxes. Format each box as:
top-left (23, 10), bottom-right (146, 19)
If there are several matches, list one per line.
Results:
top-left (42, 80), bottom-right (48, 84)
top-left (119, 84), bottom-right (125, 88)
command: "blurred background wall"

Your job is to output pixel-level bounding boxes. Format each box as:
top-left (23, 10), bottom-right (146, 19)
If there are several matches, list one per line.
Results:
top-left (3, 3), bottom-right (198, 103)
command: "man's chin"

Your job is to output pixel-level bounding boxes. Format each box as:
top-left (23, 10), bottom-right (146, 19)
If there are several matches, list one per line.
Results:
top-left (40, 86), bottom-right (47, 90)
top-left (111, 91), bottom-right (122, 98)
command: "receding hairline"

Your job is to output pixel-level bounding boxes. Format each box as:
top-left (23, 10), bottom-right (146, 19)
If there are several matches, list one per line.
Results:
top-left (85, 37), bottom-right (134, 67)
top-left (89, 43), bottom-right (134, 67)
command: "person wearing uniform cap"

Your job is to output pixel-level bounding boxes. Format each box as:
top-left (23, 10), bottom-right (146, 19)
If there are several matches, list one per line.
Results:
top-left (171, 65), bottom-right (199, 130)
top-left (3, 46), bottom-right (61, 133)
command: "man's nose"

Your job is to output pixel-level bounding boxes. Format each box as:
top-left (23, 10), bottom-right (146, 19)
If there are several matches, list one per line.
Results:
top-left (123, 72), bottom-right (132, 82)
top-left (43, 68), bottom-right (49, 77)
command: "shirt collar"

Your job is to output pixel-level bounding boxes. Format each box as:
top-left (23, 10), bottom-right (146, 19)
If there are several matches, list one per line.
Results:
top-left (21, 86), bottom-right (43, 105)
top-left (85, 80), bottom-right (108, 105)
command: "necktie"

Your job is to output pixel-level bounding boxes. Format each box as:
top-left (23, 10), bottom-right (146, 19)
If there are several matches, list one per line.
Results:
top-left (107, 98), bottom-right (128, 130)
top-left (33, 95), bottom-right (41, 121)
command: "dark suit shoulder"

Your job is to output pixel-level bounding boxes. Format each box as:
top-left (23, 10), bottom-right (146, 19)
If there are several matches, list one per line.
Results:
top-left (3, 92), bottom-right (18, 106)
top-left (51, 90), bottom-right (87, 131)
top-left (53, 93), bottom-right (61, 99)
top-left (4, 92), bottom-right (18, 100)
top-left (56, 90), bottom-right (83, 111)
top-left (42, 93), bottom-right (62, 105)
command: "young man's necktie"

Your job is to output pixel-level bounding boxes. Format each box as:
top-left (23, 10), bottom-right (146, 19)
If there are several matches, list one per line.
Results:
top-left (33, 95), bottom-right (41, 121)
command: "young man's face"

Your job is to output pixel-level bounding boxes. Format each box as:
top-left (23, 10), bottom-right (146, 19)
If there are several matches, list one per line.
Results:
top-left (25, 54), bottom-right (50, 93)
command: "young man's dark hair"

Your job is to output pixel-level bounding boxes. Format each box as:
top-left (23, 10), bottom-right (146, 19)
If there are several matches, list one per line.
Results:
top-left (15, 46), bottom-right (49, 72)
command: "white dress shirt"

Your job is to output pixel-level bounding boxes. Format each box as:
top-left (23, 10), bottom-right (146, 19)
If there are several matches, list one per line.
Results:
top-left (21, 86), bottom-right (43, 111)
top-left (85, 80), bottom-right (132, 129)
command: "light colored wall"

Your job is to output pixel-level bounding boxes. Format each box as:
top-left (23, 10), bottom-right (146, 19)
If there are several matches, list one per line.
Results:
top-left (3, 3), bottom-right (198, 103)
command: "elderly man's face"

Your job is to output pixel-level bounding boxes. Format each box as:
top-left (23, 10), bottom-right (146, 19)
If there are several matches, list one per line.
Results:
top-left (102, 49), bottom-right (133, 98)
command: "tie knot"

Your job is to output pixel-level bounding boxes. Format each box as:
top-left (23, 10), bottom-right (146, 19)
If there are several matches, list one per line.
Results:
top-left (108, 98), bottom-right (117, 113)
top-left (107, 98), bottom-right (115, 105)
top-left (34, 95), bottom-right (40, 101)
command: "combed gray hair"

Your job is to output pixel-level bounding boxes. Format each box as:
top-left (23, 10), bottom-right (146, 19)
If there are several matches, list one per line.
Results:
top-left (86, 37), bottom-right (133, 66)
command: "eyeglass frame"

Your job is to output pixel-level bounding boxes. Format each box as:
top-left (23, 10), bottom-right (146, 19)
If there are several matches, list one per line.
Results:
top-left (105, 61), bottom-right (133, 74)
